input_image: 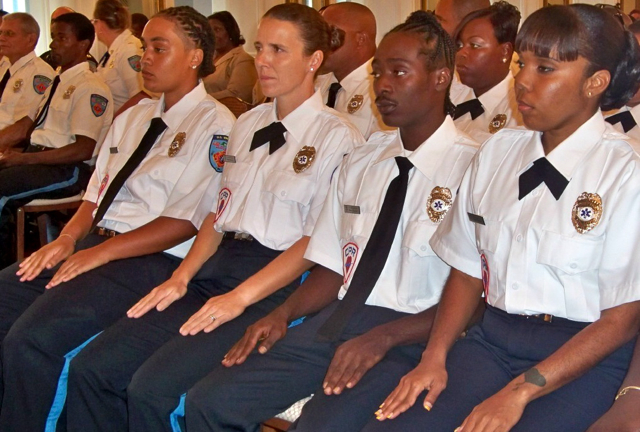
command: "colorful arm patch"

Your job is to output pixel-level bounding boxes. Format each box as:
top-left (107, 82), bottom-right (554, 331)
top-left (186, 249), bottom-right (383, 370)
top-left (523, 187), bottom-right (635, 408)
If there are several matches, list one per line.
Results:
top-left (209, 135), bottom-right (228, 173)
top-left (33, 75), bottom-right (52, 95)
top-left (90, 94), bottom-right (109, 117)
top-left (128, 55), bottom-right (142, 72)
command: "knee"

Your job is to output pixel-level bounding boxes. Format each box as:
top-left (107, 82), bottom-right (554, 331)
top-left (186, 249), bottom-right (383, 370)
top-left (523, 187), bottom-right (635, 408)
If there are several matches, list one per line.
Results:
top-left (67, 347), bottom-right (106, 388)
top-left (2, 319), bottom-right (41, 364)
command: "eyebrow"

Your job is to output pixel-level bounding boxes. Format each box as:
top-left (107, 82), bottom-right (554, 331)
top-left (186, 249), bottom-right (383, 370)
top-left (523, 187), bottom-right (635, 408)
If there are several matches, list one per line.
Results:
top-left (149, 36), bottom-right (170, 43)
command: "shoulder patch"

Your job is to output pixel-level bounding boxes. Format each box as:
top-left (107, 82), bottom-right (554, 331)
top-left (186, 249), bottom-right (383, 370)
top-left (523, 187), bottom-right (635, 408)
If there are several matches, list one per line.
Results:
top-left (33, 75), bottom-right (52, 95)
top-left (90, 94), bottom-right (109, 117)
top-left (209, 134), bottom-right (228, 173)
top-left (128, 55), bottom-right (142, 72)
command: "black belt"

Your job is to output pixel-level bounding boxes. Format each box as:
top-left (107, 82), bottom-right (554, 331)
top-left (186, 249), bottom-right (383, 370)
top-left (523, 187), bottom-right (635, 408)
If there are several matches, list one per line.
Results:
top-left (92, 227), bottom-right (119, 238)
top-left (222, 232), bottom-right (254, 242)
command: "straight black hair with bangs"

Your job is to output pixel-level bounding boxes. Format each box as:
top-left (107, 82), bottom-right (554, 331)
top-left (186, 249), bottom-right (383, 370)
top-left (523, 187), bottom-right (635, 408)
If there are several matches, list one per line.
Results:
top-left (515, 4), bottom-right (640, 110)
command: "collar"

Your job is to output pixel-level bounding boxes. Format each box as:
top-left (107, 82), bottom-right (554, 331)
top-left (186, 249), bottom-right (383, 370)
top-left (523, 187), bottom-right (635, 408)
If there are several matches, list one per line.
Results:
top-left (272, 90), bottom-right (325, 143)
top-left (153, 81), bottom-right (208, 131)
top-left (477, 72), bottom-right (513, 114)
top-left (109, 29), bottom-right (134, 53)
top-left (516, 111), bottom-right (605, 180)
top-left (627, 104), bottom-right (640, 126)
top-left (59, 61), bottom-right (90, 83)
top-left (374, 115), bottom-right (459, 180)
top-left (339, 58), bottom-right (372, 94)
top-left (9, 51), bottom-right (36, 75)
top-left (214, 46), bottom-right (243, 67)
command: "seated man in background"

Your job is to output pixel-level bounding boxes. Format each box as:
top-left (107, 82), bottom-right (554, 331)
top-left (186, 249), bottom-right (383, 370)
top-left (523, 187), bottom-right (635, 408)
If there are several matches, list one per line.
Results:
top-left (0, 13), bottom-right (54, 152)
top-left (316, 2), bottom-right (388, 139)
top-left (0, 13), bottom-right (112, 268)
top-left (40, 7), bottom-right (98, 72)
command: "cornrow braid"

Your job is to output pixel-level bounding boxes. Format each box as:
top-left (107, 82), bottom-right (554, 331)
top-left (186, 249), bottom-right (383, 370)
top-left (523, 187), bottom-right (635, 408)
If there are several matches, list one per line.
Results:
top-left (154, 6), bottom-right (215, 78)
top-left (389, 10), bottom-right (457, 116)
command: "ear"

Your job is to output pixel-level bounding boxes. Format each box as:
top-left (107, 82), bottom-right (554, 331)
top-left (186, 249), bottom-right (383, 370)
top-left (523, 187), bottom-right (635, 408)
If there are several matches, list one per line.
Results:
top-left (500, 42), bottom-right (513, 63)
top-left (434, 67), bottom-right (452, 91)
top-left (308, 50), bottom-right (324, 73)
top-left (190, 48), bottom-right (204, 69)
top-left (79, 38), bottom-right (91, 55)
top-left (584, 69), bottom-right (610, 99)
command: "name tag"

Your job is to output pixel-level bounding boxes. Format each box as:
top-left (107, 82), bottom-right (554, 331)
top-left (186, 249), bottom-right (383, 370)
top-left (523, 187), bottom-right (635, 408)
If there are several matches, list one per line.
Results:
top-left (109, 147), bottom-right (118, 154)
top-left (467, 212), bottom-right (485, 225)
top-left (224, 155), bottom-right (236, 163)
top-left (344, 205), bottom-right (361, 215)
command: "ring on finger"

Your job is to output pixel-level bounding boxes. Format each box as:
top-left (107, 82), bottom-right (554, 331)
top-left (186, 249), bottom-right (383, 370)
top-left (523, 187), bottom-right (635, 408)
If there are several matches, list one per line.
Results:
top-left (209, 314), bottom-right (216, 321)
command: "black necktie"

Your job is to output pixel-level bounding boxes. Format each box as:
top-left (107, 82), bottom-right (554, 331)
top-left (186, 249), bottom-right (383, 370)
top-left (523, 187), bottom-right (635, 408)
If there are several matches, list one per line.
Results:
top-left (453, 98), bottom-right (484, 120)
top-left (250, 122), bottom-right (287, 155)
top-left (99, 51), bottom-right (111, 68)
top-left (91, 117), bottom-right (167, 229)
top-left (518, 157), bottom-right (569, 201)
top-left (32, 75), bottom-right (61, 129)
top-left (0, 69), bottom-right (11, 101)
top-left (606, 110), bottom-right (637, 133)
top-left (316, 157), bottom-right (414, 342)
top-left (326, 82), bottom-right (342, 109)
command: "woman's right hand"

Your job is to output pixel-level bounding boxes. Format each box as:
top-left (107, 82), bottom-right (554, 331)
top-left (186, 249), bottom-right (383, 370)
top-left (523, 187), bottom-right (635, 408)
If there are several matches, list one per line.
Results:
top-left (16, 236), bottom-right (76, 282)
top-left (127, 277), bottom-right (188, 318)
top-left (375, 358), bottom-right (448, 421)
top-left (222, 308), bottom-right (289, 367)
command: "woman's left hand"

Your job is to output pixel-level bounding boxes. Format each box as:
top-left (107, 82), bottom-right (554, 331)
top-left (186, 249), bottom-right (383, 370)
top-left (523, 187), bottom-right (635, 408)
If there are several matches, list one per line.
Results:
top-left (46, 247), bottom-right (110, 288)
top-left (179, 291), bottom-right (247, 336)
top-left (455, 388), bottom-right (527, 432)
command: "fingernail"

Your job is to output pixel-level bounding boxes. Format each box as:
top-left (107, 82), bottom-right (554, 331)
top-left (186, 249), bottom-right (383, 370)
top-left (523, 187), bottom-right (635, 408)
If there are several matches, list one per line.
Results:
top-left (454, 428), bottom-right (462, 432)
top-left (323, 382), bottom-right (328, 388)
top-left (424, 402), bottom-right (432, 411)
top-left (346, 382), bottom-right (353, 388)
top-left (375, 410), bottom-right (382, 416)
top-left (386, 413), bottom-right (393, 419)
top-left (258, 346), bottom-right (267, 354)
top-left (379, 403), bottom-right (385, 408)
top-left (333, 387), bottom-right (340, 394)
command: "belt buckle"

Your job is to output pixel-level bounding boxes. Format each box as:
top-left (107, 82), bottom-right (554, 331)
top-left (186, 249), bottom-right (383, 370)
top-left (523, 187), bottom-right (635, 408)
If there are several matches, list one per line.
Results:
top-left (520, 313), bottom-right (553, 323)
top-left (234, 232), bottom-right (253, 241)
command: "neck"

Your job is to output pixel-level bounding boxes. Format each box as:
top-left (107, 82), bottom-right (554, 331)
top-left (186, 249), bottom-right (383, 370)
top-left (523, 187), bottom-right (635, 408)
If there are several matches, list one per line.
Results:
top-left (274, 82), bottom-right (314, 120)
top-left (214, 46), bottom-right (233, 60)
top-left (473, 68), bottom-right (508, 98)
top-left (540, 109), bottom-right (597, 155)
top-left (400, 111), bottom-right (447, 151)
top-left (103, 28), bottom-right (123, 49)
top-left (163, 80), bottom-right (198, 112)
top-left (7, 51), bottom-right (30, 65)
top-left (333, 53), bottom-right (371, 82)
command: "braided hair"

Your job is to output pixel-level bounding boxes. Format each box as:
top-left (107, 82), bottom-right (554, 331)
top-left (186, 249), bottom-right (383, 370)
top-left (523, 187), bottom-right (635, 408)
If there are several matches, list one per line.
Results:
top-left (389, 11), bottom-right (457, 116)
top-left (154, 6), bottom-right (215, 78)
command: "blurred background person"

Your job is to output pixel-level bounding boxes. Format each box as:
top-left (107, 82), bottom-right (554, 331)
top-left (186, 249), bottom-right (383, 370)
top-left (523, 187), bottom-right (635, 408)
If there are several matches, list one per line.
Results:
top-left (130, 12), bottom-right (148, 40)
top-left (203, 11), bottom-right (257, 102)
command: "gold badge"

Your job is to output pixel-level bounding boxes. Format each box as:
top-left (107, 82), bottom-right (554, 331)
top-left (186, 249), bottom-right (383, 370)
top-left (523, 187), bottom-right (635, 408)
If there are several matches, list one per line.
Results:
top-left (168, 132), bottom-right (186, 157)
top-left (12, 79), bottom-right (23, 92)
top-left (293, 146), bottom-right (316, 174)
top-left (63, 85), bottom-right (76, 99)
top-left (488, 114), bottom-right (507, 134)
top-left (108, 60), bottom-right (115, 69)
top-left (427, 186), bottom-right (453, 223)
top-left (347, 95), bottom-right (364, 114)
top-left (572, 192), bottom-right (602, 234)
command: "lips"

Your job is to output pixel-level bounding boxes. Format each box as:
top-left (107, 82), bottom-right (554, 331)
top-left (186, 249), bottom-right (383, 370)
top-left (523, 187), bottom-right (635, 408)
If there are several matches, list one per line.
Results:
top-left (141, 70), bottom-right (154, 80)
top-left (516, 98), bottom-right (533, 113)
top-left (375, 96), bottom-right (397, 115)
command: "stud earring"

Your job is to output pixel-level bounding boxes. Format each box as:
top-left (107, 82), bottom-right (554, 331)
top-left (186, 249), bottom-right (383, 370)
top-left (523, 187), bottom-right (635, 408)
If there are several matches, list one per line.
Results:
top-left (191, 64), bottom-right (197, 69)
top-left (310, 67), bottom-right (314, 72)
top-left (588, 91), bottom-right (592, 97)
top-left (502, 58), bottom-right (508, 63)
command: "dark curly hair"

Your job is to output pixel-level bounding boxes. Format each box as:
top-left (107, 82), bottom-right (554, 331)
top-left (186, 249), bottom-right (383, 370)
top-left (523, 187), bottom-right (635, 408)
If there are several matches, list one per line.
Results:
top-left (264, 3), bottom-right (342, 60)
top-left (516, 4), bottom-right (640, 110)
top-left (154, 6), bottom-right (215, 78)
top-left (208, 11), bottom-right (245, 47)
top-left (454, 1), bottom-right (520, 46)
top-left (388, 10), bottom-right (457, 116)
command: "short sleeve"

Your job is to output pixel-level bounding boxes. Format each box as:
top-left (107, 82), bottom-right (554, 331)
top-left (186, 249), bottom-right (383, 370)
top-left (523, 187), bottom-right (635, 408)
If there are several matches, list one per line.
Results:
top-left (69, 84), bottom-right (113, 141)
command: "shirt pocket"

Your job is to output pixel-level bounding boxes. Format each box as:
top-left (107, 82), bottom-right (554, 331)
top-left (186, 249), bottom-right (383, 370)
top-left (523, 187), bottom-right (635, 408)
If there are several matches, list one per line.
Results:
top-left (403, 220), bottom-right (438, 257)
top-left (262, 170), bottom-right (314, 235)
top-left (263, 171), bottom-right (313, 207)
top-left (536, 230), bottom-right (604, 275)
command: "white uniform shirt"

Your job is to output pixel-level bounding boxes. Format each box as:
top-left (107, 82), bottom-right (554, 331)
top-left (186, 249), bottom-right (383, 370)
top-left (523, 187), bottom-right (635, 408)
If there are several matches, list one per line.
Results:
top-left (430, 112), bottom-right (640, 322)
top-left (316, 59), bottom-right (388, 139)
top-left (0, 52), bottom-right (54, 128)
top-left (306, 117), bottom-right (478, 314)
top-left (31, 62), bottom-right (113, 157)
top-left (214, 90), bottom-right (365, 251)
top-left (84, 82), bottom-right (236, 258)
top-left (605, 104), bottom-right (640, 142)
top-left (96, 29), bottom-right (144, 112)
top-left (451, 72), bottom-right (523, 144)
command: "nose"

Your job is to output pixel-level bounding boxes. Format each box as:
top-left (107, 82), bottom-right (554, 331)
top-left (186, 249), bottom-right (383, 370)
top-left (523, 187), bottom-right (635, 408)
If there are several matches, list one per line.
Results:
top-left (373, 72), bottom-right (391, 97)
top-left (254, 50), bottom-right (268, 70)
top-left (456, 45), bottom-right (468, 61)
top-left (514, 65), bottom-right (530, 94)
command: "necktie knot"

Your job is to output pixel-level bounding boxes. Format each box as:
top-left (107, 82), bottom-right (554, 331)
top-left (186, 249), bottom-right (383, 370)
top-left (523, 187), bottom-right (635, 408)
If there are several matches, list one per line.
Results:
top-left (327, 82), bottom-right (342, 109)
top-left (518, 157), bottom-right (569, 201)
top-left (395, 156), bottom-right (414, 176)
top-left (148, 117), bottom-right (168, 135)
top-left (99, 51), bottom-right (111, 68)
top-left (606, 110), bottom-right (637, 133)
top-left (453, 98), bottom-right (484, 120)
top-left (250, 121), bottom-right (288, 155)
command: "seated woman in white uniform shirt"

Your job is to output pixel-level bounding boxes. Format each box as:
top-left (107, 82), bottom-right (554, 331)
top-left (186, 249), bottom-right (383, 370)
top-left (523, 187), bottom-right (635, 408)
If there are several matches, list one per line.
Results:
top-left (451, 1), bottom-right (523, 143)
top-left (0, 7), bottom-right (235, 431)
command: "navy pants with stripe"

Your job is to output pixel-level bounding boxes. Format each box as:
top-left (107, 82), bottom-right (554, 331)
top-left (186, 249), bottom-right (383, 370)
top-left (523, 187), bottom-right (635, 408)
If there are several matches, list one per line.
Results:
top-left (68, 238), bottom-right (299, 432)
top-left (0, 162), bottom-right (90, 267)
top-left (0, 234), bottom-right (181, 432)
top-left (360, 306), bottom-right (635, 432)
top-left (182, 302), bottom-right (424, 432)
